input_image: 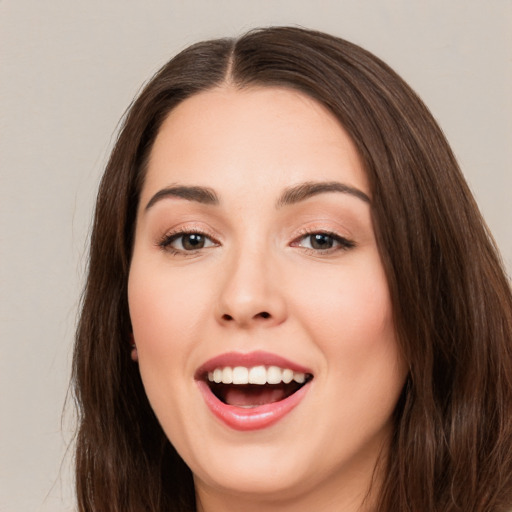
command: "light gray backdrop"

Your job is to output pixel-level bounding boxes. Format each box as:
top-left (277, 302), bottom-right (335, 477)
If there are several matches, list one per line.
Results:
top-left (1, 1), bottom-right (510, 510)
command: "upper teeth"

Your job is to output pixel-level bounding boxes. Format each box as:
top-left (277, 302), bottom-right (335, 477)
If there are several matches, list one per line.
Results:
top-left (207, 366), bottom-right (307, 385)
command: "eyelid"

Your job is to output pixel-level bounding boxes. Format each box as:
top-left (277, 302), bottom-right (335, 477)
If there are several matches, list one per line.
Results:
top-left (156, 223), bottom-right (221, 252)
top-left (290, 228), bottom-right (356, 253)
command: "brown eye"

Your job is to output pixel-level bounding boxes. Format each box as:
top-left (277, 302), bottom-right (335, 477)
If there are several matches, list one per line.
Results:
top-left (181, 233), bottom-right (206, 250)
top-left (294, 232), bottom-right (355, 252)
top-left (310, 233), bottom-right (335, 250)
top-left (160, 231), bottom-right (217, 252)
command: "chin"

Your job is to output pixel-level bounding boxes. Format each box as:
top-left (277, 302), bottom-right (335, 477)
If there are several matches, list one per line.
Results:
top-left (191, 453), bottom-right (314, 499)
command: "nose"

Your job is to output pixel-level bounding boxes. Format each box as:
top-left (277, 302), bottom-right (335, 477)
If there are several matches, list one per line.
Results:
top-left (215, 247), bottom-right (287, 328)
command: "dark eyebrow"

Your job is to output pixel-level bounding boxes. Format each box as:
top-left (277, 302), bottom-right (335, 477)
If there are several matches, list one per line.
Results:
top-left (276, 181), bottom-right (370, 207)
top-left (145, 185), bottom-right (219, 211)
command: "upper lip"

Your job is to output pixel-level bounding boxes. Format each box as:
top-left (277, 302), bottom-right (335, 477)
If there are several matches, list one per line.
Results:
top-left (194, 351), bottom-right (313, 380)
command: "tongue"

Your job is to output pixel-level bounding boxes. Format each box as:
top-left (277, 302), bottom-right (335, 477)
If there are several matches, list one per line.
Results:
top-left (223, 384), bottom-right (289, 407)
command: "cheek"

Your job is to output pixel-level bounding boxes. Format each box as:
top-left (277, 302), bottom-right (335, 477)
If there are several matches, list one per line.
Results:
top-left (128, 263), bottom-right (210, 352)
top-left (293, 255), bottom-right (403, 391)
top-left (127, 271), bottom-right (195, 410)
top-left (127, 265), bottom-right (200, 428)
top-left (297, 258), bottom-right (394, 348)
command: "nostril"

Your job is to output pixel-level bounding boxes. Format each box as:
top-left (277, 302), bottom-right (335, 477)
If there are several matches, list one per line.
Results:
top-left (220, 311), bottom-right (271, 323)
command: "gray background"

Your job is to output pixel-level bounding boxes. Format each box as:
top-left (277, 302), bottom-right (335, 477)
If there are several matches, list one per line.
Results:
top-left (1, 1), bottom-right (510, 510)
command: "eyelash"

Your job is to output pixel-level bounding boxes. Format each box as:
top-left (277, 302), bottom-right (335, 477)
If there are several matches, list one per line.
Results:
top-left (157, 228), bottom-right (219, 256)
top-left (291, 229), bottom-right (356, 254)
top-left (157, 228), bottom-right (356, 256)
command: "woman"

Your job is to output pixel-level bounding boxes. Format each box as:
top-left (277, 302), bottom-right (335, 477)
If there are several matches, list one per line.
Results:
top-left (73, 27), bottom-right (512, 511)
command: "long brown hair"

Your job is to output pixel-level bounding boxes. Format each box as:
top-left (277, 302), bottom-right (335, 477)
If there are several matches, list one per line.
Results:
top-left (73, 26), bottom-right (512, 511)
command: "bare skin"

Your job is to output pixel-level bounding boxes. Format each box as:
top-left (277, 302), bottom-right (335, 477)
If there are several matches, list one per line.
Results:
top-left (128, 86), bottom-right (407, 512)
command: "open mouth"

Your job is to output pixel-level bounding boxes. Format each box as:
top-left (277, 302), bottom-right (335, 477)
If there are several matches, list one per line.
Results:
top-left (195, 353), bottom-right (314, 430)
top-left (204, 366), bottom-right (313, 408)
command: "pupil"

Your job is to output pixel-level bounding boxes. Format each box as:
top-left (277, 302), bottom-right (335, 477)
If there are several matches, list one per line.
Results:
top-left (311, 234), bottom-right (333, 250)
top-left (183, 234), bottom-right (205, 250)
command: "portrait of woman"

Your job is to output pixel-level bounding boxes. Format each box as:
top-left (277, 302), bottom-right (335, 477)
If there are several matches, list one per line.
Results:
top-left (70, 25), bottom-right (512, 512)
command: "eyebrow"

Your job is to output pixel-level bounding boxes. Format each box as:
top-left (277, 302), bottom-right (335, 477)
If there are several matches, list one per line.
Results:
top-left (145, 185), bottom-right (219, 211)
top-left (276, 181), bottom-right (370, 207)
top-left (144, 180), bottom-right (370, 212)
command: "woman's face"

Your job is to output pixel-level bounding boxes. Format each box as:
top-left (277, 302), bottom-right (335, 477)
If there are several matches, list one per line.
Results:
top-left (128, 86), bottom-right (406, 506)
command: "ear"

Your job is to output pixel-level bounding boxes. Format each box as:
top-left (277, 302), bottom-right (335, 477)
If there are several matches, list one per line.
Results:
top-left (129, 333), bottom-right (138, 362)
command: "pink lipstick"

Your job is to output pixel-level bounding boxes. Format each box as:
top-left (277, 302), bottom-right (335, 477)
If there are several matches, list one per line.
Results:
top-left (195, 351), bottom-right (313, 431)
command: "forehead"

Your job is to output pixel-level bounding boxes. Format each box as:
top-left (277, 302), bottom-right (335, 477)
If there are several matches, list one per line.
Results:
top-left (144, 85), bottom-right (369, 199)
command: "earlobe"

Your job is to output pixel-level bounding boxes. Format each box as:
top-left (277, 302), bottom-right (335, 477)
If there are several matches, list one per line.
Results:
top-left (129, 333), bottom-right (138, 362)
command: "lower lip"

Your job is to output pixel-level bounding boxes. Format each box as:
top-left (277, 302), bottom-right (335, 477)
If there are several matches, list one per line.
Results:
top-left (196, 380), bottom-right (311, 431)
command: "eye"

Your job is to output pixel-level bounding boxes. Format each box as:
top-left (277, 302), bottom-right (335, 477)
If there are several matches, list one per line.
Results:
top-left (292, 231), bottom-right (355, 252)
top-left (159, 231), bottom-right (218, 252)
